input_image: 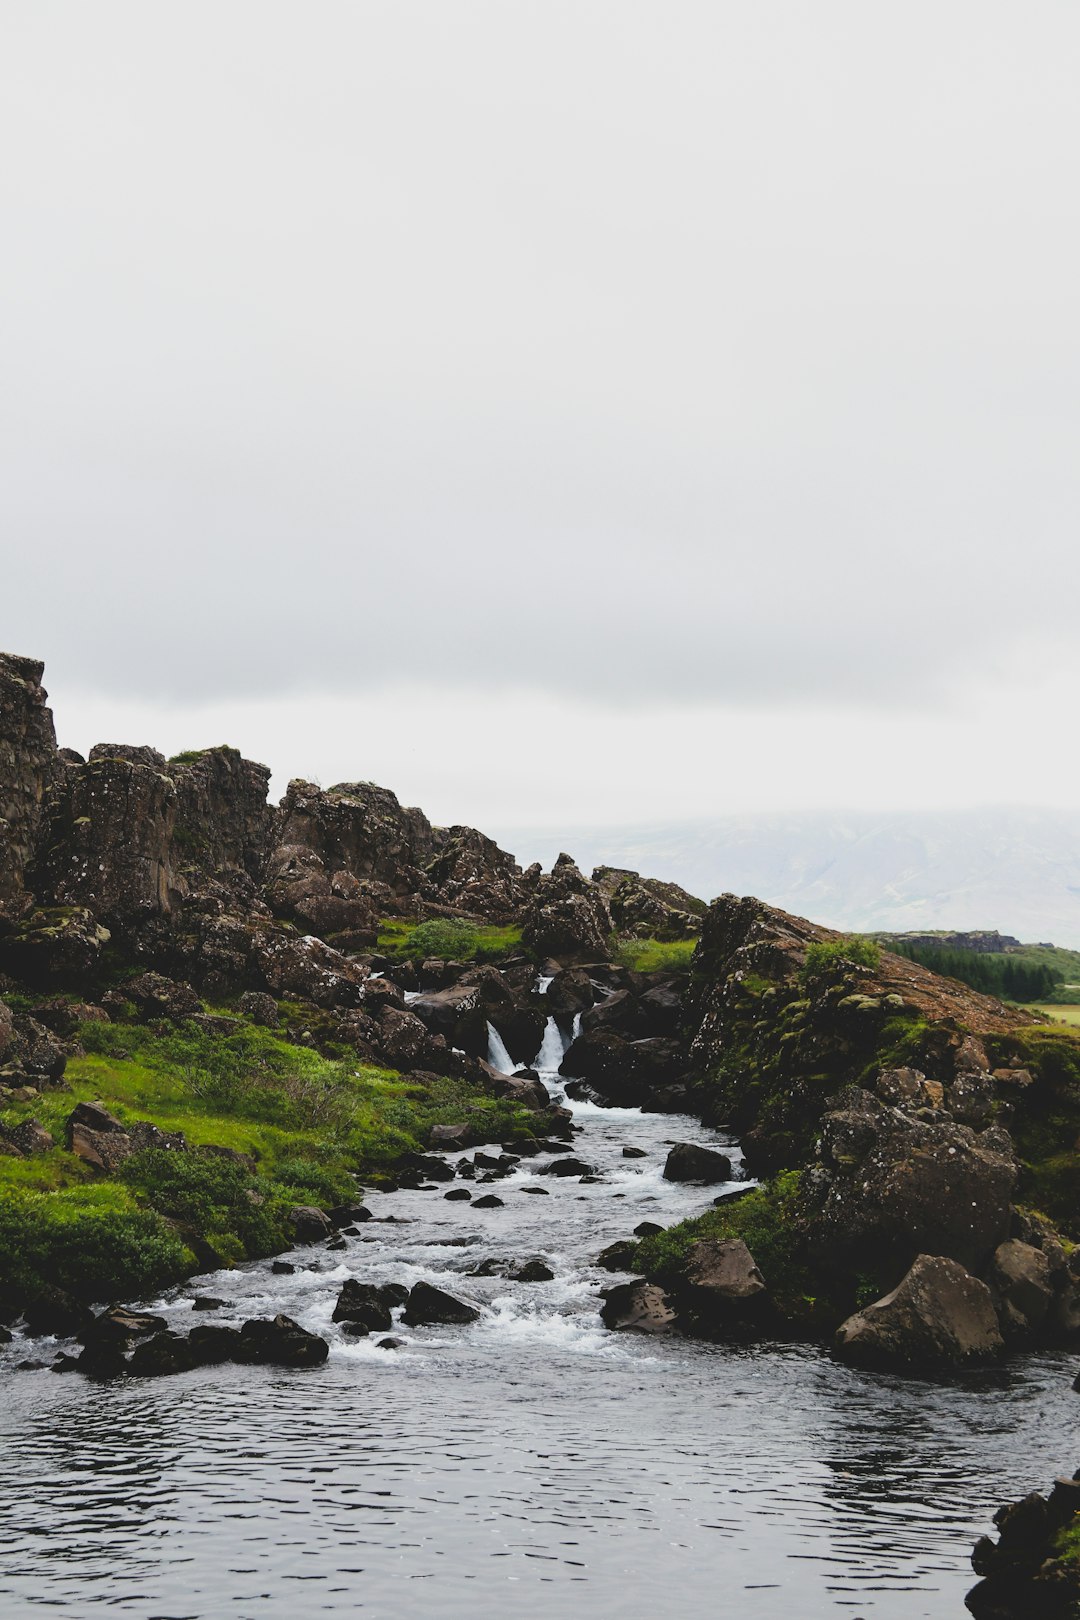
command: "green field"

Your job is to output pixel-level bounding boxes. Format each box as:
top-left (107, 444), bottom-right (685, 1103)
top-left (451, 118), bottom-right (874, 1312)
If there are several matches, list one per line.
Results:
top-left (1029, 1003), bottom-right (1080, 1028)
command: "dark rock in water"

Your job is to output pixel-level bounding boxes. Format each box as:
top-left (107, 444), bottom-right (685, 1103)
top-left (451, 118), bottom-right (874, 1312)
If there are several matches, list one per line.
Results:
top-left (444, 1187), bottom-right (472, 1201)
top-left (287, 1205), bottom-right (333, 1244)
top-left (189, 1325), bottom-right (242, 1365)
top-left (328, 1203), bottom-right (372, 1227)
top-left (82, 1307), bottom-right (167, 1347)
top-left (271, 1260), bottom-right (295, 1275)
top-left (401, 1282), bottom-right (480, 1327)
top-left (522, 1186), bottom-right (549, 1195)
top-left (236, 1314), bottom-right (329, 1367)
top-left (597, 1241), bottom-right (639, 1272)
top-left (473, 1193), bottom-right (505, 1209)
top-left (509, 1259), bottom-right (555, 1282)
top-left (469, 1257), bottom-right (507, 1277)
top-left (128, 1331), bottom-right (196, 1378)
top-left (834, 1254), bottom-right (1004, 1372)
top-left (505, 1138), bottom-right (541, 1157)
top-left (967, 1471), bottom-right (1080, 1618)
top-left (378, 1337), bottom-right (404, 1350)
top-left (325, 1236), bottom-right (347, 1251)
top-left (634, 1221), bottom-right (664, 1238)
top-left (75, 1341), bottom-right (129, 1379)
top-left (622, 1146), bottom-right (647, 1159)
top-left (51, 1353), bottom-right (81, 1373)
top-left (545, 966), bottom-right (594, 1018)
top-left (332, 1281), bottom-right (393, 1333)
top-left (560, 1028), bottom-right (685, 1105)
top-left (663, 1143), bottom-right (733, 1184)
top-left (600, 1280), bottom-right (676, 1334)
top-left (23, 1286), bottom-right (93, 1340)
top-left (379, 1283), bottom-right (409, 1307)
top-left (541, 1156), bottom-right (593, 1178)
top-left (403, 1152), bottom-right (456, 1183)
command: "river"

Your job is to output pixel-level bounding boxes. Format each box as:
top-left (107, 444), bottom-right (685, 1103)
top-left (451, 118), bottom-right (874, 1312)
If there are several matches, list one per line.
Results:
top-left (1, 1013), bottom-right (1076, 1618)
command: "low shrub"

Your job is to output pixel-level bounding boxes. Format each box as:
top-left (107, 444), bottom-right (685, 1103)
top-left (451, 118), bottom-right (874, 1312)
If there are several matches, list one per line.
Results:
top-left (0, 1183), bottom-right (192, 1304)
top-left (801, 936), bottom-right (881, 980)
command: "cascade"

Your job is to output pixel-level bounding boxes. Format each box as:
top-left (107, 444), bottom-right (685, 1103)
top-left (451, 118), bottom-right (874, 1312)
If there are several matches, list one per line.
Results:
top-left (485, 1021), bottom-right (517, 1074)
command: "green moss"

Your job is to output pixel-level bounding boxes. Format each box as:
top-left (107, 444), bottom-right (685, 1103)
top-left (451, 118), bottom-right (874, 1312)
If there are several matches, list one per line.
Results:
top-left (801, 936), bottom-right (881, 981)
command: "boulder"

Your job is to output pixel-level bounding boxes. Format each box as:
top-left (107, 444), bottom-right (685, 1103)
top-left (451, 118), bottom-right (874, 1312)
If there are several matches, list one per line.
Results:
top-left (559, 1028), bottom-right (685, 1106)
top-left (81, 1307), bottom-right (167, 1348)
top-left (239, 990), bottom-right (279, 1027)
top-left (331, 1281), bottom-right (394, 1334)
top-left (235, 1314), bottom-right (330, 1367)
top-left (123, 972), bottom-right (201, 1021)
top-left (128, 1331), bottom-right (196, 1378)
top-left (662, 1143), bottom-right (733, 1184)
top-left (287, 1205), bottom-right (334, 1244)
top-left (521, 854), bottom-right (613, 961)
top-left (188, 1324), bottom-right (243, 1365)
top-left (1, 1118), bottom-right (54, 1155)
top-left (992, 1239), bottom-right (1053, 1337)
top-left (683, 1238), bottom-right (767, 1309)
top-left (401, 1282), bottom-right (480, 1326)
top-left (508, 1259), bottom-right (555, 1282)
top-left (834, 1254), bottom-right (1004, 1371)
top-left (597, 1240), bottom-right (640, 1272)
top-left (0, 653), bottom-right (61, 914)
top-left (600, 1280), bottom-right (676, 1334)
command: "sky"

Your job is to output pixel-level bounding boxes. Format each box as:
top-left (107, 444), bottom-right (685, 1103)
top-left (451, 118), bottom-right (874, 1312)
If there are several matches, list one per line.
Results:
top-left (2, 2), bottom-right (1078, 833)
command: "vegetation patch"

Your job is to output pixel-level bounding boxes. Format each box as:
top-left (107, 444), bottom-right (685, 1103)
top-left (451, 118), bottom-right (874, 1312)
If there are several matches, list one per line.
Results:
top-left (0, 1010), bottom-right (542, 1307)
top-left (801, 936), bottom-right (881, 981)
top-left (614, 937), bottom-right (697, 973)
top-left (376, 918), bottom-right (523, 963)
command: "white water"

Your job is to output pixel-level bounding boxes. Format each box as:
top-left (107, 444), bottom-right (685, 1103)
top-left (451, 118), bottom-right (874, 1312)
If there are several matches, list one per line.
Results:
top-left (485, 1020), bottom-right (517, 1074)
top-left (533, 1013), bottom-right (570, 1072)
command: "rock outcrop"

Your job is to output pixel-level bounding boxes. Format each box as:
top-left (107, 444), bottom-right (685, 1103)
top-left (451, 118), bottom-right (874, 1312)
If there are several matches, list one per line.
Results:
top-left (0, 654), bottom-right (59, 915)
top-left (521, 854), bottom-right (613, 960)
top-left (591, 866), bottom-right (704, 940)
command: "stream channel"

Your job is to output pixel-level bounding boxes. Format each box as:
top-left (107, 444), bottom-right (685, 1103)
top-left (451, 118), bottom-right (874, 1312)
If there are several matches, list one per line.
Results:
top-left (0, 1008), bottom-right (1075, 1618)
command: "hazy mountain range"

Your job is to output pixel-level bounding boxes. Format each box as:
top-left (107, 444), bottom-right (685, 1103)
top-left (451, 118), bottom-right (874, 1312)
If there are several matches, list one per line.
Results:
top-left (493, 808), bottom-right (1080, 950)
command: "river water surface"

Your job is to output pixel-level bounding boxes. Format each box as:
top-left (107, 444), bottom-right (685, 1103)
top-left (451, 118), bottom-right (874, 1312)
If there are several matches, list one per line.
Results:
top-left (1, 1018), bottom-right (1076, 1618)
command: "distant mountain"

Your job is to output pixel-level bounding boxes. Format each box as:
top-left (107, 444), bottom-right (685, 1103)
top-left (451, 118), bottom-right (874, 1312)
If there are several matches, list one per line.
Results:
top-left (492, 808), bottom-right (1080, 950)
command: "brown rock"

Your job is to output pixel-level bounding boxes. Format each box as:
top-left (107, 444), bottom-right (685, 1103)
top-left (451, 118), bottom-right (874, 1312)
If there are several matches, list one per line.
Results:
top-left (834, 1254), bottom-right (1004, 1371)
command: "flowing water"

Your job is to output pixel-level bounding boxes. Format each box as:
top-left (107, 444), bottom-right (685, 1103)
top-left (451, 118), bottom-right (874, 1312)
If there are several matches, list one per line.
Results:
top-left (1, 1016), bottom-right (1076, 1619)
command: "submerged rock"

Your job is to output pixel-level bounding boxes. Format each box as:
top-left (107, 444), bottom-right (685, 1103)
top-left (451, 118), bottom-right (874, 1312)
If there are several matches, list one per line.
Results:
top-left (600, 1280), bottom-right (676, 1334)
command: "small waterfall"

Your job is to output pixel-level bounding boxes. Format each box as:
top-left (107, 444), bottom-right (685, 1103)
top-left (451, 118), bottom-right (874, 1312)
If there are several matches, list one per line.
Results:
top-left (571, 1010), bottom-right (582, 1041)
top-left (533, 1015), bottom-right (570, 1073)
top-left (486, 1022), bottom-right (517, 1075)
top-left (535, 974), bottom-right (554, 994)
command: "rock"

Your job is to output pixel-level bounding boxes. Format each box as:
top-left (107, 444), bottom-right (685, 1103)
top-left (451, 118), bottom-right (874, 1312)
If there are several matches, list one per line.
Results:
top-left (597, 1241), bottom-right (639, 1272)
top-left (191, 1297), bottom-right (226, 1312)
top-left (559, 1028), bottom-right (686, 1106)
top-left (622, 1145), bottom-right (647, 1159)
top-left (403, 1153), bottom-right (456, 1183)
top-left (809, 1087), bottom-right (1018, 1275)
top-left (332, 1281), bottom-right (394, 1333)
top-left (287, 1205), bottom-right (334, 1244)
top-left (0, 654), bottom-right (60, 915)
top-left (22, 1286), bottom-right (94, 1339)
top-left (834, 1254), bottom-right (1004, 1371)
top-left (1, 1118), bottom-right (54, 1155)
top-left (682, 1238), bottom-right (768, 1319)
top-left (444, 1187), bottom-right (472, 1201)
top-left (545, 967), bottom-right (595, 1019)
top-left (600, 1280), bottom-right (676, 1334)
top-left (327, 1203), bottom-right (372, 1227)
top-left (188, 1324), bottom-right (243, 1365)
top-left (377, 1337), bottom-right (404, 1350)
top-left (123, 971), bottom-right (201, 1021)
top-left (128, 1331), bottom-right (196, 1378)
top-left (966, 1473), bottom-right (1080, 1618)
top-left (662, 1143), bottom-right (733, 1184)
top-left (82, 1307), bottom-right (167, 1347)
top-left (0, 997), bottom-right (14, 1060)
top-left (429, 1122), bottom-right (471, 1150)
top-left (75, 1342), bottom-right (129, 1379)
top-left (634, 1221), bottom-right (664, 1238)
top-left (992, 1240), bottom-right (1053, 1337)
top-left (239, 990), bottom-right (279, 1027)
top-left (541, 1157), bottom-right (594, 1178)
top-left (472, 1193), bottom-right (505, 1208)
top-left (235, 1314), bottom-right (330, 1366)
top-left (271, 1260), bottom-right (295, 1275)
top-left (521, 854), bottom-right (613, 961)
top-left (591, 866), bottom-right (704, 941)
top-left (401, 1282), bottom-right (480, 1327)
top-left (509, 1259), bottom-right (555, 1282)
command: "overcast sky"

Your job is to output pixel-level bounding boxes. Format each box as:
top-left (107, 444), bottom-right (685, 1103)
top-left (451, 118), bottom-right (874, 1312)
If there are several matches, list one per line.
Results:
top-left (2, 2), bottom-right (1078, 830)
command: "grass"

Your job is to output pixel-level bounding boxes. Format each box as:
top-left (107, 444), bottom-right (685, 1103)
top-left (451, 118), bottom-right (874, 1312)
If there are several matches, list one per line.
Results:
top-left (376, 918), bottom-right (524, 962)
top-left (0, 1010), bottom-right (542, 1307)
top-left (801, 936), bottom-right (881, 981)
top-left (1029, 1004), bottom-right (1080, 1028)
top-left (613, 937), bottom-right (697, 973)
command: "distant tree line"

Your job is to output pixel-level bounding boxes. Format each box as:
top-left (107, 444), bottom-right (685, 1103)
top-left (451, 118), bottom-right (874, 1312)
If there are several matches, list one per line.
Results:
top-left (893, 942), bottom-right (1061, 1002)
